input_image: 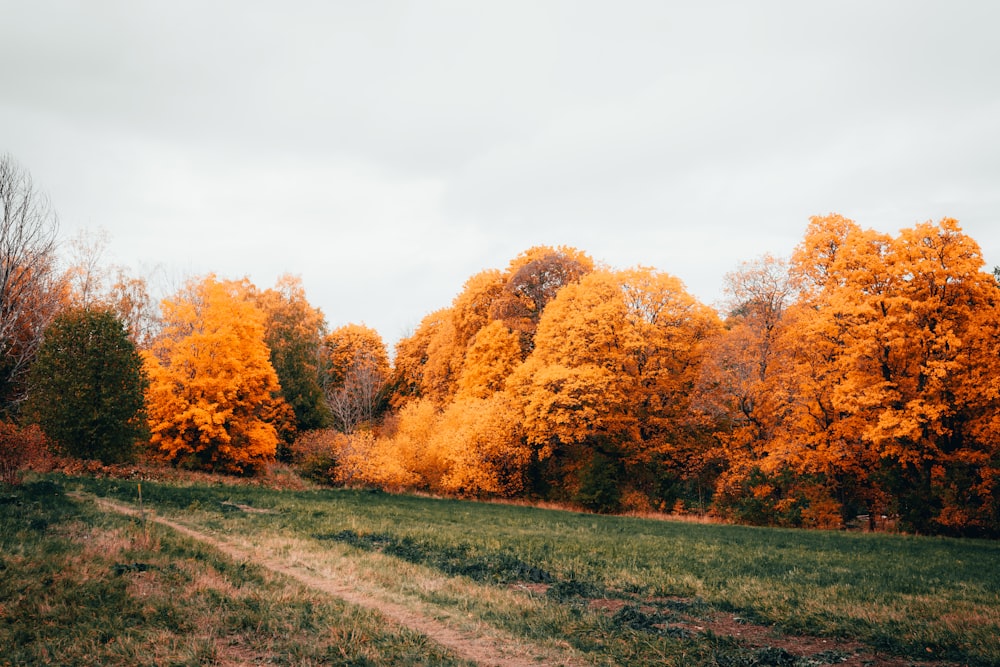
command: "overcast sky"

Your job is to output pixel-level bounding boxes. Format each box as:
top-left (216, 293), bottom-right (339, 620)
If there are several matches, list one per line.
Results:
top-left (3, 1), bottom-right (998, 345)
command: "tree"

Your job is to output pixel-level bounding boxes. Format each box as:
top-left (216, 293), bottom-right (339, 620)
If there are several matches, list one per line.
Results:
top-left (825, 219), bottom-right (1000, 533)
top-left (390, 309), bottom-right (454, 406)
top-left (450, 269), bottom-right (506, 354)
top-left (257, 275), bottom-right (330, 442)
top-left (323, 324), bottom-right (390, 433)
top-left (106, 267), bottom-right (158, 349)
top-left (144, 275), bottom-right (288, 474)
top-left (703, 216), bottom-right (1000, 534)
top-left (334, 398), bottom-right (440, 490)
top-left (436, 395), bottom-right (529, 497)
top-left (455, 320), bottom-right (522, 399)
top-left (0, 154), bottom-right (64, 412)
top-left (388, 247), bottom-right (593, 410)
top-left (489, 245), bottom-right (594, 356)
top-left (509, 268), bottom-right (720, 507)
top-left (25, 307), bottom-right (147, 463)
top-left (696, 254), bottom-right (799, 515)
top-left (62, 228), bottom-right (159, 348)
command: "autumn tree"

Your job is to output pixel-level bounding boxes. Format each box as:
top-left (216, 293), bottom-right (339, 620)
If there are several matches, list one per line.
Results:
top-left (323, 324), bottom-right (390, 433)
top-left (695, 254), bottom-right (802, 521)
top-left (391, 309), bottom-right (454, 406)
top-left (489, 245), bottom-right (594, 356)
top-left (144, 275), bottom-right (288, 474)
top-left (617, 267), bottom-right (723, 507)
top-left (509, 268), bottom-right (720, 510)
top-left (820, 219), bottom-right (1000, 533)
top-left (451, 269), bottom-right (507, 354)
top-left (257, 274), bottom-right (330, 443)
top-left (701, 215), bottom-right (1000, 534)
top-left (106, 267), bottom-right (158, 348)
top-left (455, 320), bottom-right (522, 399)
top-left (435, 395), bottom-right (529, 497)
top-left (25, 307), bottom-right (147, 463)
top-left (333, 398), bottom-right (440, 491)
top-left (0, 155), bottom-right (65, 412)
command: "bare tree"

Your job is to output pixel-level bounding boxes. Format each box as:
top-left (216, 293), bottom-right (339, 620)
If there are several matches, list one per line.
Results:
top-left (324, 351), bottom-right (387, 434)
top-left (0, 154), bottom-right (62, 411)
top-left (65, 227), bottom-right (111, 308)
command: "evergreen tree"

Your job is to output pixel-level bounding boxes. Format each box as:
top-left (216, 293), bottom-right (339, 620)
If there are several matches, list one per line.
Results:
top-left (26, 307), bottom-right (147, 463)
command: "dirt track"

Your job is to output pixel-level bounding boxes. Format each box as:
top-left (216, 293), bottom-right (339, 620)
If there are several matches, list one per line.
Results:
top-left (83, 494), bottom-right (954, 667)
top-left (85, 495), bottom-right (587, 667)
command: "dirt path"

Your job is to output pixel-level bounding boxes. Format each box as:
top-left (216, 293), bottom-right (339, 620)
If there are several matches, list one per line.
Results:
top-left (83, 494), bottom-right (586, 667)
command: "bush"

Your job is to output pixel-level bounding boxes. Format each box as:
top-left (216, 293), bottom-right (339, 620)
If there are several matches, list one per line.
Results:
top-left (0, 421), bottom-right (48, 485)
top-left (288, 429), bottom-right (342, 482)
top-left (575, 451), bottom-right (623, 513)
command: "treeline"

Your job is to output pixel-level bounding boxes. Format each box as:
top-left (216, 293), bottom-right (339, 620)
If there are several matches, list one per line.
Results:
top-left (2, 154), bottom-right (998, 536)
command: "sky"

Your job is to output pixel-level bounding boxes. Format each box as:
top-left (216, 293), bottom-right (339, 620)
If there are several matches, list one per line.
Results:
top-left (3, 1), bottom-right (999, 346)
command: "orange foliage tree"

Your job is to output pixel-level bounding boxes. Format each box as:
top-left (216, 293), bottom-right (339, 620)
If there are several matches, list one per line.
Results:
top-left (489, 245), bottom-right (594, 356)
top-left (143, 275), bottom-right (289, 474)
top-left (333, 398), bottom-right (439, 491)
top-left (435, 395), bottom-right (528, 497)
top-left (701, 216), bottom-right (1000, 534)
top-left (810, 218), bottom-right (1000, 534)
top-left (695, 253), bottom-right (805, 523)
top-left (390, 246), bottom-right (593, 407)
top-left (391, 309), bottom-right (456, 406)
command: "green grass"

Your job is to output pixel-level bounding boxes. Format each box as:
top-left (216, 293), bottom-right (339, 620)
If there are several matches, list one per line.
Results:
top-left (6, 473), bottom-right (1000, 666)
top-left (0, 478), bottom-right (473, 666)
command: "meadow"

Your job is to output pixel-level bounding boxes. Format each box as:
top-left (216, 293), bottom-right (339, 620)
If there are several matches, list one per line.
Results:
top-left (2, 473), bottom-right (998, 666)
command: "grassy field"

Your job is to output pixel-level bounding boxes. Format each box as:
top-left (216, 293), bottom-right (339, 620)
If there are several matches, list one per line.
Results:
top-left (2, 473), bottom-right (998, 666)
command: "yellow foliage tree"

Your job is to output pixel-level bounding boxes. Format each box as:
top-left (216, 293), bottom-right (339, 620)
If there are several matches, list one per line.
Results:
top-left (455, 320), bottom-right (522, 399)
top-left (510, 268), bottom-right (720, 508)
top-left (143, 275), bottom-right (287, 474)
top-left (436, 395), bottom-right (529, 497)
top-left (332, 430), bottom-right (422, 491)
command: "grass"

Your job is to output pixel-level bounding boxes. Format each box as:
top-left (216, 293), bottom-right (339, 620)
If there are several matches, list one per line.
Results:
top-left (5, 473), bottom-right (1000, 666)
top-left (0, 478), bottom-right (473, 666)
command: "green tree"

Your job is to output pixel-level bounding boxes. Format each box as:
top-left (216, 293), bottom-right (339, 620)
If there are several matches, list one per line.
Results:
top-left (257, 275), bottom-right (330, 444)
top-left (26, 307), bottom-right (147, 463)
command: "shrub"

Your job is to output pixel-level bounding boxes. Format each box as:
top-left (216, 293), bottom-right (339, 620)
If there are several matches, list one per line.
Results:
top-left (575, 451), bottom-right (623, 513)
top-left (0, 421), bottom-right (48, 485)
top-left (288, 429), bottom-right (342, 482)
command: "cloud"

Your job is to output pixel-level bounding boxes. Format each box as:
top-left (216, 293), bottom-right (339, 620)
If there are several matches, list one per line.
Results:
top-left (2, 1), bottom-right (998, 344)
